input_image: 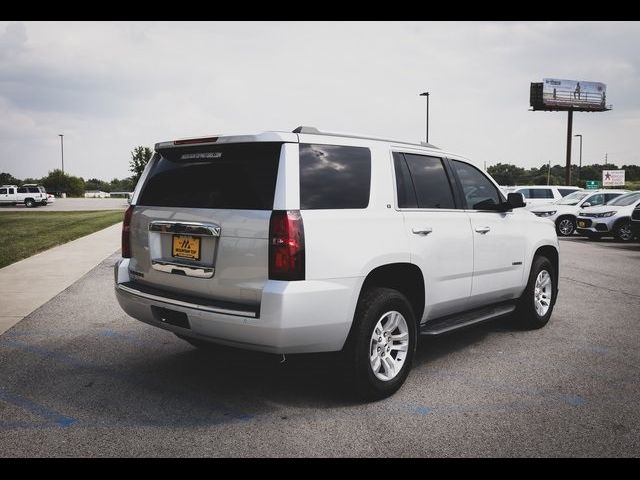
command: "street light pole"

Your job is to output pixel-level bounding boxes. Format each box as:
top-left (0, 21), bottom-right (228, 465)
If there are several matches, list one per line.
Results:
top-left (420, 92), bottom-right (430, 143)
top-left (58, 134), bottom-right (64, 175)
top-left (574, 134), bottom-right (582, 185)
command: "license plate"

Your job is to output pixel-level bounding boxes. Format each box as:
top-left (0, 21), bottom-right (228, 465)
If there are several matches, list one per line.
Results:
top-left (172, 235), bottom-right (201, 260)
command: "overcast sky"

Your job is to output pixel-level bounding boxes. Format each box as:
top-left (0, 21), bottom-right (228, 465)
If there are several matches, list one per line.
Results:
top-left (1, 21), bottom-right (639, 181)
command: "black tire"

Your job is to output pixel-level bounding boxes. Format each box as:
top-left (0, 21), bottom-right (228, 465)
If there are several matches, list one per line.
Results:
top-left (613, 220), bottom-right (634, 242)
top-left (516, 256), bottom-right (556, 330)
top-left (555, 216), bottom-right (575, 237)
top-left (24, 198), bottom-right (35, 208)
top-left (344, 287), bottom-right (417, 401)
top-left (41, 201), bottom-right (48, 206)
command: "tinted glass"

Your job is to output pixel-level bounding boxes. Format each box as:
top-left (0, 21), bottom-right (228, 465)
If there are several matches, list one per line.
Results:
top-left (607, 192), bottom-right (640, 207)
top-left (393, 152), bottom-right (418, 208)
top-left (299, 144), bottom-right (371, 209)
top-left (604, 193), bottom-right (625, 203)
top-left (585, 193), bottom-right (605, 206)
top-left (516, 188), bottom-right (531, 198)
top-left (452, 160), bottom-right (503, 210)
top-left (138, 143), bottom-right (282, 210)
top-left (0, 188), bottom-right (6, 194)
top-left (558, 188), bottom-right (578, 197)
top-left (17, 187), bottom-right (26, 193)
top-left (530, 189), bottom-right (554, 199)
top-left (402, 154), bottom-right (455, 209)
top-left (27, 187), bottom-right (40, 193)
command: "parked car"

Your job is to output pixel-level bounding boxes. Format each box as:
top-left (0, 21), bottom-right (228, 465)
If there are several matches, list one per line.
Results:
top-left (46, 193), bottom-right (56, 204)
top-left (114, 126), bottom-right (560, 399)
top-left (576, 191), bottom-right (640, 241)
top-left (530, 189), bottom-right (629, 237)
top-left (0, 184), bottom-right (48, 207)
top-left (502, 185), bottom-right (582, 207)
top-left (630, 206), bottom-right (640, 239)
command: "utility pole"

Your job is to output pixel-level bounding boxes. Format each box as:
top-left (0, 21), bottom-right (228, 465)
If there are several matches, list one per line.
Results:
top-left (419, 92), bottom-right (430, 143)
top-left (58, 134), bottom-right (64, 175)
top-left (565, 110), bottom-right (573, 185)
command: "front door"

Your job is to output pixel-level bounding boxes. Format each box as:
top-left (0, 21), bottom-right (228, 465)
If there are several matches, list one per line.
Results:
top-left (450, 160), bottom-right (527, 308)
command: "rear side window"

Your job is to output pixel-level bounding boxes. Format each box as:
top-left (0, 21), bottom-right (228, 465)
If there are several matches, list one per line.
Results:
top-left (558, 188), bottom-right (578, 197)
top-left (529, 189), bottom-right (554, 199)
top-left (516, 188), bottom-right (531, 198)
top-left (138, 143), bottom-right (282, 210)
top-left (299, 144), bottom-right (371, 209)
top-left (27, 187), bottom-right (40, 193)
top-left (17, 187), bottom-right (26, 194)
top-left (396, 153), bottom-right (455, 209)
top-left (0, 188), bottom-right (6, 194)
top-left (393, 152), bottom-right (418, 208)
top-left (604, 193), bottom-right (624, 203)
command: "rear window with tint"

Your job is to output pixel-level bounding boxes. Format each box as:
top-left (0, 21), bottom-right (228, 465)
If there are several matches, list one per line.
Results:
top-left (138, 143), bottom-right (282, 210)
top-left (299, 144), bottom-right (371, 209)
top-left (558, 188), bottom-right (578, 197)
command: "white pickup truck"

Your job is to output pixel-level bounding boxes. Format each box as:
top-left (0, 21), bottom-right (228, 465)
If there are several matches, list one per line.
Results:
top-left (0, 185), bottom-right (49, 207)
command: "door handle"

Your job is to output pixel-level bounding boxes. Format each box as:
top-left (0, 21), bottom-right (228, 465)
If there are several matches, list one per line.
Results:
top-left (412, 227), bottom-right (433, 235)
top-left (475, 226), bottom-right (491, 234)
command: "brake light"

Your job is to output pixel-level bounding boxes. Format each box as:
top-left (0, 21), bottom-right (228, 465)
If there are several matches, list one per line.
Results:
top-left (122, 205), bottom-right (134, 258)
top-left (173, 136), bottom-right (219, 145)
top-left (269, 210), bottom-right (305, 281)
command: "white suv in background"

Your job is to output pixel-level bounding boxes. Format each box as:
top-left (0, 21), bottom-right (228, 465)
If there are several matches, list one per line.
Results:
top-left (503, 185), bottom-right (582, 207)
top-left (115, 126), bottom-right (560, 399)
top-left (530, 189), bottom-right (629, 236)
top-left (576, 191), bottom-right (640, 241)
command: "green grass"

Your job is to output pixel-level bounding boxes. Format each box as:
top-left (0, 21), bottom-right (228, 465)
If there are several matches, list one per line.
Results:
top-left (0, 210), bottom-right (124, 269)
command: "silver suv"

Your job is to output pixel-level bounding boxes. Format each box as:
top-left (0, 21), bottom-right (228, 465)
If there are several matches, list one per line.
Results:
top-left (115, 127), bottom-right (560, 399)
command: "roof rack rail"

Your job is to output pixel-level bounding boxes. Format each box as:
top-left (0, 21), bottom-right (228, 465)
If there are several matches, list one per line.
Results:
top-left (292, 126), bottom-right (438, 149)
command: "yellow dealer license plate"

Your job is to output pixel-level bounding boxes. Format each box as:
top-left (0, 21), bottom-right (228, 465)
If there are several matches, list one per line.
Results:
top-left (172, 235), bottom-right (200, 260)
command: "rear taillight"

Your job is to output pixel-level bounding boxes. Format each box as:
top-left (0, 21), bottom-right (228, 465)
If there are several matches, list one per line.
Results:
top-left (269, 210), bottom-right (305, 281)
top-left (122, 205), bottom-right (134, 258)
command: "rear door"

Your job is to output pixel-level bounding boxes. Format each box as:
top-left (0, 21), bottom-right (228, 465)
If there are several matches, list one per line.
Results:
top-left (129, 142), bottom-right (284, 311)
top-left (394, 152), bottom-right (474, 320)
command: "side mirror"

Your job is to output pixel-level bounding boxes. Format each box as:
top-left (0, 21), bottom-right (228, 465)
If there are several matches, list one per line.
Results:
top-left (506, 192), bottom-right (526, 209)
top-left (582, 202), bottom-right (591, 208)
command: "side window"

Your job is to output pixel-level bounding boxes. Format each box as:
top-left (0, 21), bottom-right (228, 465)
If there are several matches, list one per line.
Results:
top-left (452, 160), bottom-right (503, 210)
top-left (17, 187), bottom-right (26, 194)
top-left (401, 154), bottom-right (455, 209)
top-left (299, 144), bottom-right (371, 209)
top-left (27, 187), bottom-right (39, 193)
top-left (0, 188), bottom-right (7, 194)
top-left (9, 188), bottom-right (15, 194)
top-left (392, 152), bottom-right (418, 208)
top-left (530, 189), bottom-right (554, 199)
top-left (516, 188), bottom-right (531, 198)
top-left (586, 193), bottom-right (605, 206)
top-left (558, 188), bottom-right (577, 197)
top-left (604, 193), bottom-right (621, 203)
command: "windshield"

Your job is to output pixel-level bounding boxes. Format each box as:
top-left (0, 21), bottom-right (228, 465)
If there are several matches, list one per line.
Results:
top-left (556, 191), bottom-right (589, 205)
top-left (606, 191), bottom-right (640, 206)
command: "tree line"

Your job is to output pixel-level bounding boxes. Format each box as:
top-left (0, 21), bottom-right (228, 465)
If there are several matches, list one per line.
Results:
top-left (0, 146), bottom-right (152, 197)
top-left (487, 162), bottom-right (640, 188)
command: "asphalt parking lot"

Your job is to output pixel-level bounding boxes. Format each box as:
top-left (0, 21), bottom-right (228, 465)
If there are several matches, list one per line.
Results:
top-left (0, 198), bottom-right (128, 211)
top-left (0, 237), bottom-right (639, 457)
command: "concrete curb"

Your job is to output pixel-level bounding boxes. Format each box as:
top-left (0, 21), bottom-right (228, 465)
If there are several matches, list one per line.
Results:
top-left (0, 222), bottom-right (122, 335)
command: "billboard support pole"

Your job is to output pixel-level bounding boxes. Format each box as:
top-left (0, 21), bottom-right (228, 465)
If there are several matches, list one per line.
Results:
top-left (565, 110), bottom-right (573, 185)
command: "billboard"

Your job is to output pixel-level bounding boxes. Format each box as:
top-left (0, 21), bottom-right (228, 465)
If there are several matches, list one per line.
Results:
top-left (602, 170), bottom-right (625, 187)
top-left (542, 78), bottom-right (606, 109)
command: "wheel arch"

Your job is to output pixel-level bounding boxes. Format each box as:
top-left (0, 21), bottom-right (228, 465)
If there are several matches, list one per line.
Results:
top-left (343, 262), bottom-right (425, 350)
top-left (531, 245), bottom-right (559, 297)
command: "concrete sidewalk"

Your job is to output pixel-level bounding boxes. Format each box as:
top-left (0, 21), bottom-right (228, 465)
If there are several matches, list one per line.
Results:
top-left (0, 222), bottom-right (122, 335)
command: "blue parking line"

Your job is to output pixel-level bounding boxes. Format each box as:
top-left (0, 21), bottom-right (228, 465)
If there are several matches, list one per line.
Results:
top-left (0, 388), bottom-right (77, 427)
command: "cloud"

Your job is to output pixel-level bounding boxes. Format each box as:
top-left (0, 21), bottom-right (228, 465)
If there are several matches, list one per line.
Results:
top-left (0, 21), bottom-right (639, 181)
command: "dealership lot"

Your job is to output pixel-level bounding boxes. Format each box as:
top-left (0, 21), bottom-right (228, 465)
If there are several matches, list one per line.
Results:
top-left (0, 238), bottom-right (638, 457)
top-left (0, 198), bottom-right (128, 212)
